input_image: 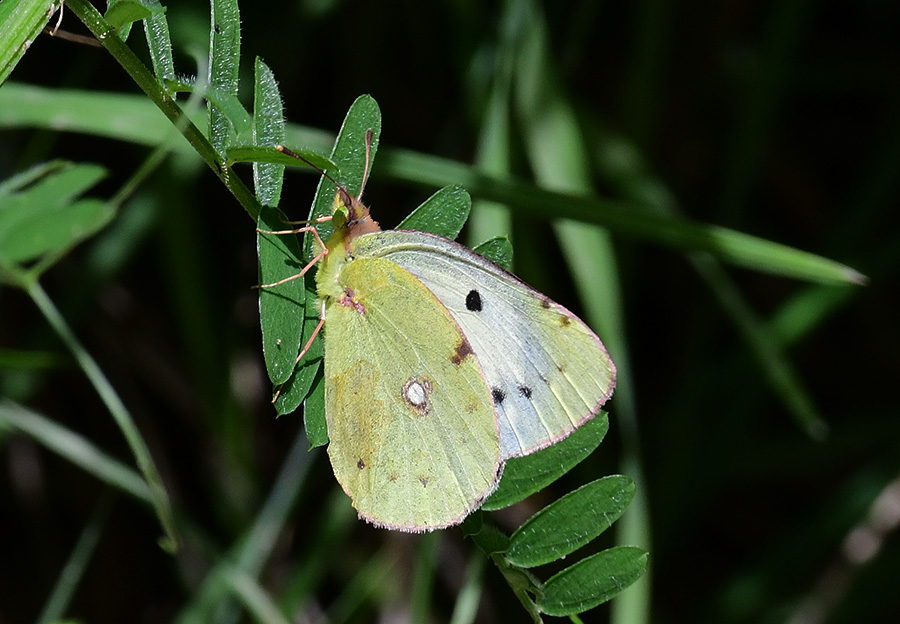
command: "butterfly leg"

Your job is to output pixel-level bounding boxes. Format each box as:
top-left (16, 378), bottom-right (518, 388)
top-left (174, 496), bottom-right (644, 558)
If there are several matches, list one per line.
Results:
top-left (257, 214), bottom-right (333, 230)
top-left (255, 225), bottom-right (330, 288)
top-left (292, 300), bottom-right (326, 367)
top-left (278, 216), bottom-right (333, 226)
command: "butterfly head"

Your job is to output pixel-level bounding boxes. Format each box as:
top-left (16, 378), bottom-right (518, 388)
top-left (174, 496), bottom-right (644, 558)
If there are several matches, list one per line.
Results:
top-left (332, 188), bottom-right (381, 241)
top-left (330, 128), bottom-right (381, 240)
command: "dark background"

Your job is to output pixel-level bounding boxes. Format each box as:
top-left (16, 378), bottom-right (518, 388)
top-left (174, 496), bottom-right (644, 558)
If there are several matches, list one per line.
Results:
top-left (1, 1), bottom-right (899, 622)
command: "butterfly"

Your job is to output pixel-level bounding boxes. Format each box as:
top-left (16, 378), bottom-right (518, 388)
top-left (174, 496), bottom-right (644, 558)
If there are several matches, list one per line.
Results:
top-left (264, 130), bottom-right (615, 533)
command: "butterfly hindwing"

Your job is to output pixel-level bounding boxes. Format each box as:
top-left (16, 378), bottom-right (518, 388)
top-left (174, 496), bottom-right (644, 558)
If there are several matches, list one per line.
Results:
top-left (350, 230), bottom-right (616, 460)
top-left (323, 255), bottom-right (501, 531)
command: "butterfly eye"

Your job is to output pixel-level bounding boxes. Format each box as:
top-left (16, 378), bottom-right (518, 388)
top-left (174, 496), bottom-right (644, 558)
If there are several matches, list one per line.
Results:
top-left (465, 289), bottom-right (482, 312)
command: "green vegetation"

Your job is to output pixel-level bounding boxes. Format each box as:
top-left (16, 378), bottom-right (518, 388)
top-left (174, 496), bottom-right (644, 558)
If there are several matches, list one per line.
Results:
top-left (1, 1), bottom-right (895, 622)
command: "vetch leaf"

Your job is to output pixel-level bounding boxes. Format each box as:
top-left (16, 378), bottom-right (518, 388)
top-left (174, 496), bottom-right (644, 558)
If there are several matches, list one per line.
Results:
top-left (302, 94), bottom-right (381, 263)
top-left (462, 516), bottom-right (510, 556)
top-left (207, 0), bottom-right (241, 154)
top-left (275, 280), bottom-right (324, 417)
top-left (0, 161), bottom-right (106, 210)
top-left (538, 546), bottom-right (648, 616)
top-left (257, 205), bottom-right (305, 386)
top-left (273, 353), bottom-right (320, 418)
top-left (302, 366), bottom-right (326, 447)
top-left (207, 87), bottom-right (252, 142)
top-left (397, 185), bottom-right (471, 239)
top-left (473, 236), bottom-right (513, 270)
top-left (141, 0), bottom-right (174, 82)
top-left (505, 475), bottom-right (635, 568)
top-left (253, 59), bottom-right (300, 389)
top-left (105, 0), bottom-right (162, 31)
top-left (0, 160), bottom-right (68, 201)
top-left (252, 58), bottom-right (285, 208)
top-left (482, 413), bottom-right (608, 511)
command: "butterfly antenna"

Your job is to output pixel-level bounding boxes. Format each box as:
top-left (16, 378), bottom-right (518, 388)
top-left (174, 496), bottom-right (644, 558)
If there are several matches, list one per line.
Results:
top-left (275, 145), bottom-right (346, 192)
top-left (356, 129), bottom-right (374, 204)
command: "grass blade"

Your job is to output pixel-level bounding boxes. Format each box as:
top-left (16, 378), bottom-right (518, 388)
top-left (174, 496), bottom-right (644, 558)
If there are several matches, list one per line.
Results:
top-left (0, 0), bottom-right (56, 86)
top-left (26, 282), bottom-right (178, 550)
top-left (0, 400), bottom-right (151, 502)
top-left (36, 496), bottom-right (111, 624)
top-left (0, 83), bottom-right (866, 285)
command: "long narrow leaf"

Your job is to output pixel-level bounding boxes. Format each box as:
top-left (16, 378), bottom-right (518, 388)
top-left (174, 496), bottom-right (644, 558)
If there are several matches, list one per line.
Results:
top-left (257, 205), bottom-right (305, 387)
top-left (207, 0), bottom-right (240, 154)
top-left (175, 426), bottom-right (317, 623)
top-left (141, 0), bottom-right (174, 82)
top-left (25, 284), bottom-right (178, 550)
top-left (0, 83), bottom-right (865, 285)
top-left (0, 0), bottom-right (57, 86)
top-left (36, 497), bottom-right (110, 624)
top-left (252, 58), bottom-right (285, 207)
top-left (0, 400), bottom-right (151, 502)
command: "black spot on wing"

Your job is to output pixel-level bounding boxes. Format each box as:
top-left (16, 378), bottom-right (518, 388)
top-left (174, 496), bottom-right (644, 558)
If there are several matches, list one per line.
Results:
top-left (466, 289), bottom-right (483, 312)
top-left (491, 387), bottom-right (506, 404)
top-left (518, 385), bottom-right (533, 399)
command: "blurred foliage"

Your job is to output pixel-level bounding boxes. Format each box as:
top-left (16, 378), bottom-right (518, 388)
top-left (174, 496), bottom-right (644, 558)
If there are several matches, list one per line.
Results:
top-left (1, 0), bottom-right (898, 623)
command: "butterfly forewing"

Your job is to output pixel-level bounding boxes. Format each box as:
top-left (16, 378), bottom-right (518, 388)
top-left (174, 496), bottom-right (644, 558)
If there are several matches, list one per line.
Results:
top-left (351, 230), bottom-right (616, 460)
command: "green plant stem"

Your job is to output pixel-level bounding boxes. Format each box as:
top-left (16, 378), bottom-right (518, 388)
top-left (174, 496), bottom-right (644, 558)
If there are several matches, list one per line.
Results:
top-left (64, 0), bottom-right (261, 222)
top-left (26, 279), bottom-right (178, 551)
top-left (491, 554), bottom-right (543, 623)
